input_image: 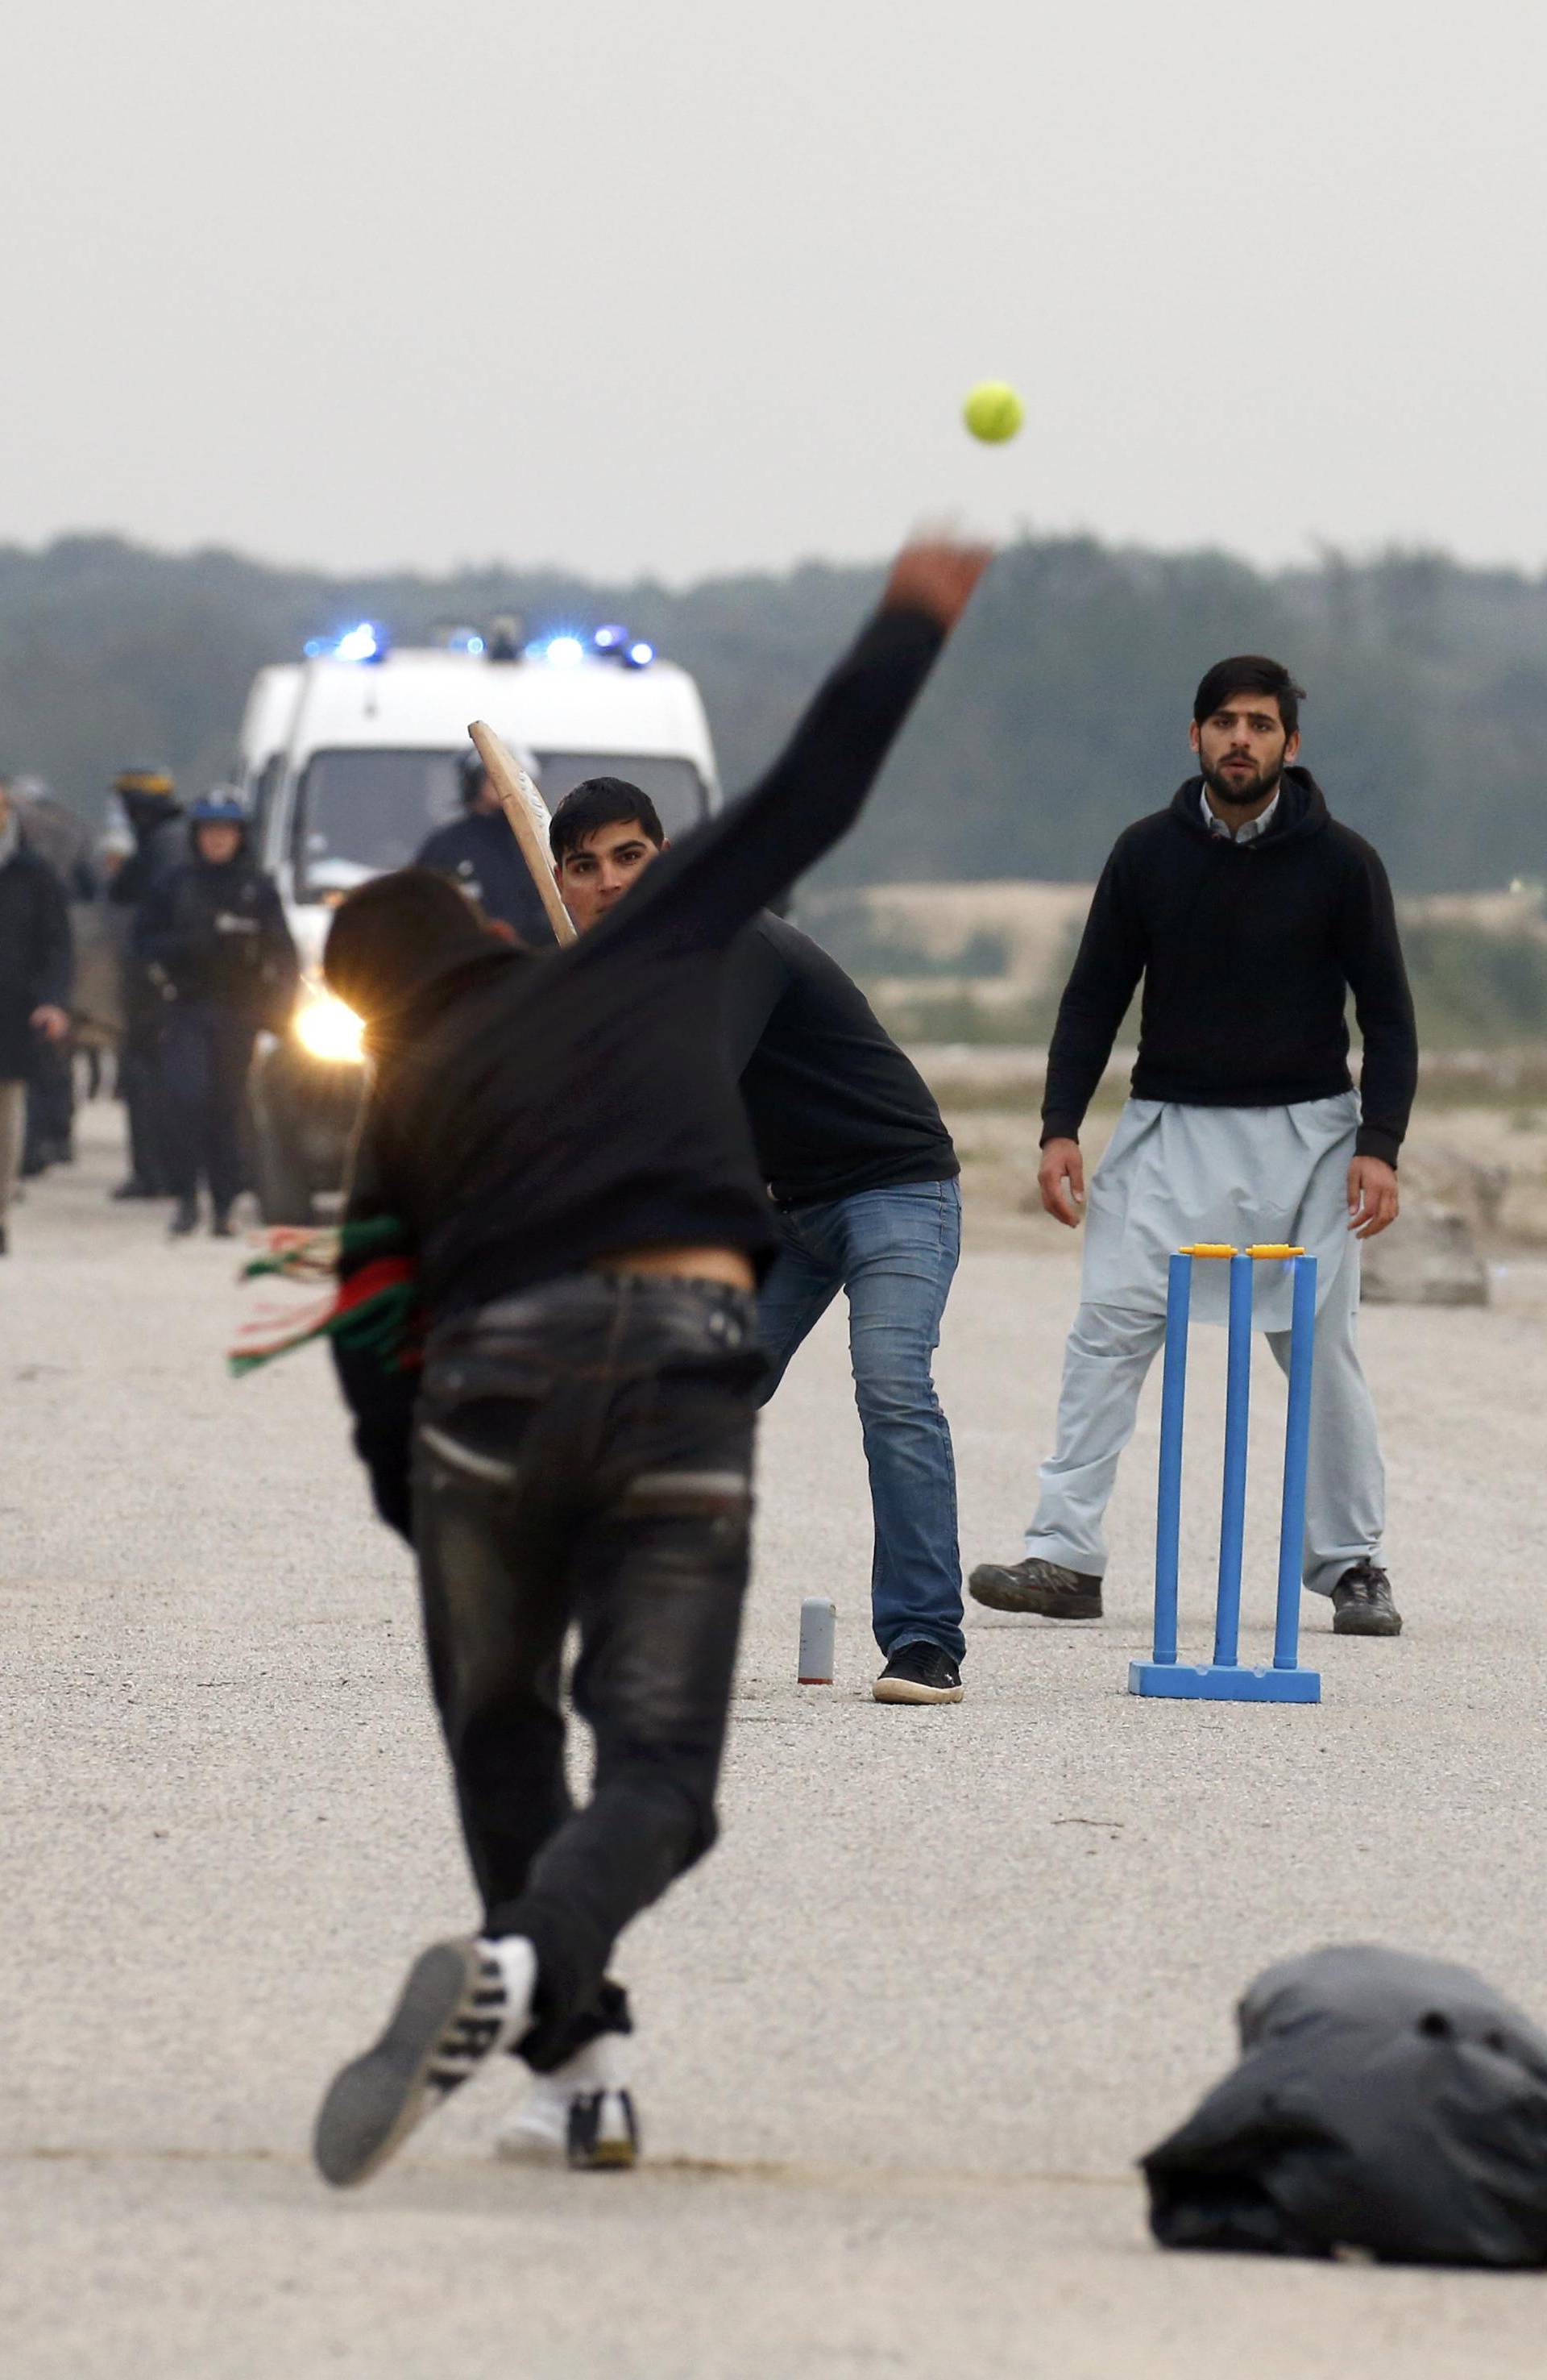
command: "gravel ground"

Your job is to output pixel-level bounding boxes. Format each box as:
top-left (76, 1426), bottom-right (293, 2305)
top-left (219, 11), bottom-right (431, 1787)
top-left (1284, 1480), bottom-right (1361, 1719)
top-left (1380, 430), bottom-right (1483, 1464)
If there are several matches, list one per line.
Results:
top-left (4, 1104), bottom-right (1545, 2378)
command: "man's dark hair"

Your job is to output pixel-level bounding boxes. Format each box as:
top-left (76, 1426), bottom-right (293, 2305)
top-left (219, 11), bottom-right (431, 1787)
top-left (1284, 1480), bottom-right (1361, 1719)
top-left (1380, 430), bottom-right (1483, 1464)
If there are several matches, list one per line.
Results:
top-left (1192, 656), bottom-right (1306, 741)
top-left (324, 866), bottom-right (505, 1024)
top-left (550, 777), bottom-right (666, 868)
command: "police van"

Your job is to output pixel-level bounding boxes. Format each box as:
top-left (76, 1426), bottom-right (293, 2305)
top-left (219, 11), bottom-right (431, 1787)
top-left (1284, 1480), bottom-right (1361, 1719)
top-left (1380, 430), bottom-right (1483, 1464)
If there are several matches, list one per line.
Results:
top-left (238, 618), bottom-right (720, 1220)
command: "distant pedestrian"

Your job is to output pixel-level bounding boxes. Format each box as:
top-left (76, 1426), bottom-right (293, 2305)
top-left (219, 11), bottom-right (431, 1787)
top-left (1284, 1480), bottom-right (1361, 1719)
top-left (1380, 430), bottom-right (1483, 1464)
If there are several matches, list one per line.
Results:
top-left (138, 791), bottom-right (297, 1238)
top-left (14, 776), bottom-right (97, 1174)
top-left (0, 779), bottom-right (73, 1254)
top-left (968, 656), bottom-right (1417, 1640)
top-left (416, 748), bottom-right (557, 944)
top-left (107, 764), bottom-right (187, 1200)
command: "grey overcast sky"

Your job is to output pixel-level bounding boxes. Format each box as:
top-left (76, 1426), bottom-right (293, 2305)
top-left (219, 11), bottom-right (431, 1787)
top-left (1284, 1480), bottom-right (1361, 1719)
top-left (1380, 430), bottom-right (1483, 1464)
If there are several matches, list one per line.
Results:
top-left (6, 0), bottom-right (1545, 583)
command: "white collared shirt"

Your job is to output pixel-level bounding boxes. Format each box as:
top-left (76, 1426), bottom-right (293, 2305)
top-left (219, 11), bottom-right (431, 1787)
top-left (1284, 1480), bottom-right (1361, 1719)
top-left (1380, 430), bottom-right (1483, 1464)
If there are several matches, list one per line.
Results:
top-left (1201, 784), bottom-right (1279, 844)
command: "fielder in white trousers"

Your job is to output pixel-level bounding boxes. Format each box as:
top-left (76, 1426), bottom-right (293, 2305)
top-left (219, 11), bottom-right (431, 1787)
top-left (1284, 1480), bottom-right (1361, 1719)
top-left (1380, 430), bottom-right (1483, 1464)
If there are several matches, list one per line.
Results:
top-left (1022, 1091), bottom-right (1386, 1597)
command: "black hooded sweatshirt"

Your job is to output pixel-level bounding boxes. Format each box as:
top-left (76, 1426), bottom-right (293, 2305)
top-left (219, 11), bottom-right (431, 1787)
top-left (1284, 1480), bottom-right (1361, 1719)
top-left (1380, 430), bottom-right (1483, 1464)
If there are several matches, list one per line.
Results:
top-left (1040, 770), bottom-right (1417, 1168)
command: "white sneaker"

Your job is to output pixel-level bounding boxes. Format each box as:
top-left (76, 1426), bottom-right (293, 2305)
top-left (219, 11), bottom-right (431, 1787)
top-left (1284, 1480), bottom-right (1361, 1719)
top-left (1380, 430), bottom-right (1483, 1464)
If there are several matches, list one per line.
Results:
top-left (314, 1933), bottom-right (537, 2188)
top-left (496, 2036), bottom-right (640, 2171)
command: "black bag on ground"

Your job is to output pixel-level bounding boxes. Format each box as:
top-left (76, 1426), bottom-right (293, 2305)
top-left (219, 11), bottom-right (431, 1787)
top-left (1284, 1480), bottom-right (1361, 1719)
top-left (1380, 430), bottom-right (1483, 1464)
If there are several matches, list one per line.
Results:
top-left (1142, 1944), bottom-right (1547, 2266)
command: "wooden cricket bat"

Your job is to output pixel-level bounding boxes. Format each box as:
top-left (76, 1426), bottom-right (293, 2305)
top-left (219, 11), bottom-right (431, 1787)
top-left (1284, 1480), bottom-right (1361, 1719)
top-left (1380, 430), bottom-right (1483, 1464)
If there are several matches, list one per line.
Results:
top-left (467, 718), bottom-right (577, 945)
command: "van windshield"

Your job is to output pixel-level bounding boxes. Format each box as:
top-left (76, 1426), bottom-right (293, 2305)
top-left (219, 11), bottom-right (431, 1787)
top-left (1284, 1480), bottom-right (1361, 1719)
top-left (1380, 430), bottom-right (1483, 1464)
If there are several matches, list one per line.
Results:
top-left (294, 750), bottom-right (464, 896)
top-left (292, 747), bottom-right (711, 899)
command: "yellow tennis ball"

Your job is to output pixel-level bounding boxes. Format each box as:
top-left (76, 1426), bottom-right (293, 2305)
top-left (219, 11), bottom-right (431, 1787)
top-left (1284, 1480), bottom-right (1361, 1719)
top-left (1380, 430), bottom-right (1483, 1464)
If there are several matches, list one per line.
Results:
top-left (963, 380), bottom-right (1024, 443)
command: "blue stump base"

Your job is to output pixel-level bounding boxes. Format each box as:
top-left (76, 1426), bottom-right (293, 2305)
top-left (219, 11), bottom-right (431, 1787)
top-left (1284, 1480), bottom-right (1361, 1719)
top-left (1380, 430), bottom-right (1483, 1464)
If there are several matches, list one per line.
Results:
top-left (1128, 1659), bottom-right (1321, 1704)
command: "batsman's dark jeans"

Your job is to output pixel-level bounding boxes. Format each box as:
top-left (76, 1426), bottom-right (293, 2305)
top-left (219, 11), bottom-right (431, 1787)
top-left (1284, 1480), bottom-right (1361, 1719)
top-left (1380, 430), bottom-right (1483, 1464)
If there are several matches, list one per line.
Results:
top-left (413, 1273), bottom-right (764, 2072)
top-left (160, 1004), bottom-right (255, 1210)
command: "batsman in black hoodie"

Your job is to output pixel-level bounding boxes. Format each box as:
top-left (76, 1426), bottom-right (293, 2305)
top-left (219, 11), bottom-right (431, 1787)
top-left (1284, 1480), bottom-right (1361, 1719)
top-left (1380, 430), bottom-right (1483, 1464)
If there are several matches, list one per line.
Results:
top-left (309, 539), bottom-right (989, 2190)
top-left (969, 655), bottom-right (1417, 1642)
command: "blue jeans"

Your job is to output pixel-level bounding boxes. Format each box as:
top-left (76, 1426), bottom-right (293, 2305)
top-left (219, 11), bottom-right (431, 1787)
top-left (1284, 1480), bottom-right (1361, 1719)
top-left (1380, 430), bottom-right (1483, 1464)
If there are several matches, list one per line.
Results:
top-left (756, 1178), bottom-right (964, 1662)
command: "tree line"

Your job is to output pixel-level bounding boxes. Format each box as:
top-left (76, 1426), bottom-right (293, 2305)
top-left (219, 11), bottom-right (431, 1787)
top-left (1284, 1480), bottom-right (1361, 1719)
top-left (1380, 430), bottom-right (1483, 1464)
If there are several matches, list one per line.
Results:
top-left (2, 531), bottom-right (1545, 895)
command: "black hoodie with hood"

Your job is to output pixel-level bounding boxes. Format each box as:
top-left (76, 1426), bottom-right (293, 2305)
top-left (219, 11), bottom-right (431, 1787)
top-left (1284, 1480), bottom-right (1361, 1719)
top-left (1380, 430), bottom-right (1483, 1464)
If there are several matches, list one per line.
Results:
top-left (1040, 769), bottom-right (1417, 1168)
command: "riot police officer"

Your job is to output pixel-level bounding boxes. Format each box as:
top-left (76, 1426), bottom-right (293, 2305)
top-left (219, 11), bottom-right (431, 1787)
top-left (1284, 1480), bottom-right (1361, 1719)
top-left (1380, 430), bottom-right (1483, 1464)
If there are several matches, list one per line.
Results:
top-left (137, 791), bottom-right (297, 1238)
top-left (106, 763), bottom-right (187, 1199)
top-left (415, 748), bottom-right (556, 944)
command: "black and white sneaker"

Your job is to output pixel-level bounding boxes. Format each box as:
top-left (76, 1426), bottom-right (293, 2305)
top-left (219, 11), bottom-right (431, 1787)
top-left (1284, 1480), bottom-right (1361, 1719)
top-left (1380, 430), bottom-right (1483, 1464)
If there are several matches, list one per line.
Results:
top-left (496, 2035), bottom-right (639, 2170)
top-left (567, 2087), bottom-right (640, 2170)
top-left (313, 1934), bottom-right (535, 2188)
top-left (873, 1643), bottom-right (964, 1704)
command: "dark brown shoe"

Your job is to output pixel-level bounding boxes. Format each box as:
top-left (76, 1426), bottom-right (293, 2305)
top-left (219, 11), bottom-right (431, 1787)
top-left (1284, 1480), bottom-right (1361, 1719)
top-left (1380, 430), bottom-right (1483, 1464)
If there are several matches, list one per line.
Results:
top-left (968, 1556), bottom-right (1103, 1619)
top-left (1331, 1561), bottom-right (1402, 1636)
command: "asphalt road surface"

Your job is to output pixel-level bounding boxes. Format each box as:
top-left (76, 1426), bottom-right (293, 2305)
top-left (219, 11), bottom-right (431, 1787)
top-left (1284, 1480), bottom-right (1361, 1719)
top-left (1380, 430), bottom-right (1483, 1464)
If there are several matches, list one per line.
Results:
top-left (5, 1107), bottom-right (1545, 2378)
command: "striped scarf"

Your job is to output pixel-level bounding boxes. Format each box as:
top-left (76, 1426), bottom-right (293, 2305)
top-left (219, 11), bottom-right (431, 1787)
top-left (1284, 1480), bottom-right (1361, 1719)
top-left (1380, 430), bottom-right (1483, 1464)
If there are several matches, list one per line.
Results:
top-left (229, 1215), bottom-right (421, 1376)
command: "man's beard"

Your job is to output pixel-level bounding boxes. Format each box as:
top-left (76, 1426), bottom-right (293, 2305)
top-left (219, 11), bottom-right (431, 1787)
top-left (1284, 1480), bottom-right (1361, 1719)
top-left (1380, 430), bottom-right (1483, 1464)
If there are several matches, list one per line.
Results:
top-left (1202, 754), bottom-right (1284, 809)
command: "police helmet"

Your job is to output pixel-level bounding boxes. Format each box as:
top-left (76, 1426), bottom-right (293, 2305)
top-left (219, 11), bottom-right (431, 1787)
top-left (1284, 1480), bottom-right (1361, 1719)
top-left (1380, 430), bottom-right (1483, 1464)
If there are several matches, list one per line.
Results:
top-left (116, 763), bottom-right (176, 798)
top-left (458, 744), bottom-right (538, 805)
top-left (189, 787), bottom-right (247, 827)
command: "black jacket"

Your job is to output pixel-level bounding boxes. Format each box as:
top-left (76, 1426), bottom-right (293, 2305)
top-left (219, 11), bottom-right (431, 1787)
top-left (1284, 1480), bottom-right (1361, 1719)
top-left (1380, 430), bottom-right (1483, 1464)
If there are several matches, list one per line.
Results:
top-left (0, 842), bottom-right (72, 1078)
top-left (415, 810), bottom-right (557, 945)
top-left (1144, 1945), bottom-right (1547, 2267)
top-left (724, 914), bottom-right (957, 1206)
top-left (1042, 770), bottom-right (1418, 1167)
top-left (136, 854), bottom-right (298, 1024)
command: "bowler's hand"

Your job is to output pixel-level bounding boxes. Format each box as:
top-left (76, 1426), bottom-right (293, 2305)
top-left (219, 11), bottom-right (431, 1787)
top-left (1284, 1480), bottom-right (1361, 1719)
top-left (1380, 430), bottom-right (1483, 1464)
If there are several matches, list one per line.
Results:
top-left (31, 1005), bottom-right (68, 1043)
top-left (1347, 1154), bottom-right (1399, 1239)
top-left (1039, 1136), bottom-right (1085, 1228)
top-left (882, 536), bottom-right (993, 632)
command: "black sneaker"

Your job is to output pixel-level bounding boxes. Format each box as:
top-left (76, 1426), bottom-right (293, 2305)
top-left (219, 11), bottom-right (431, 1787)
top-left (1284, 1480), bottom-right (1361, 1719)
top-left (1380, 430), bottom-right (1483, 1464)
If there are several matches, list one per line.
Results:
top-left (968, 1556), bottom-right (1103, 1619)
top-left (1331, 1561), bottom-right (1402, 1636)
top-left (873, 1643), bottom-right (964, 1705)
top-left (169, 1197), bottom-right (198, 1238)
top-left (210, 1208), bottom-right (236, 1240)
top-left (313, 1935), bottom-right (534, 2188)
top-left (111, 1178), bottom-right (160, 1202)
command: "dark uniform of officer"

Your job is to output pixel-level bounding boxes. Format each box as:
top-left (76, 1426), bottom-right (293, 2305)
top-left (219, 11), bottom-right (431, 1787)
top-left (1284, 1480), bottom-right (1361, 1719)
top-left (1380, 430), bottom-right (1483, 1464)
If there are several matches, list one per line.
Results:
top-left (137, 791), bottom-right (298, 1237)
top-left (108, 764), bottom-right (187, 1199)
top-left (415, 749), bottom-right (556, 945)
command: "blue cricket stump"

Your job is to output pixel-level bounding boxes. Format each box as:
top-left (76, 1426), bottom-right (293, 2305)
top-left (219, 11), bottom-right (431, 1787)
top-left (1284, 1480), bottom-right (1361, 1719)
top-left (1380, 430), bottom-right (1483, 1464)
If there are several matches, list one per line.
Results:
top-left (1129, 1244), bottom-right (1322, 1705)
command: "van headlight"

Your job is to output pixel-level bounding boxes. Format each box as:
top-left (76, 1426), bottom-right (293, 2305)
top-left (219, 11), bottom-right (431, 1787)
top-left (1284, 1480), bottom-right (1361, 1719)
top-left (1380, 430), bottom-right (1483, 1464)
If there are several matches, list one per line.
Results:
top-left (292, 990), bottom-right (365, 1064)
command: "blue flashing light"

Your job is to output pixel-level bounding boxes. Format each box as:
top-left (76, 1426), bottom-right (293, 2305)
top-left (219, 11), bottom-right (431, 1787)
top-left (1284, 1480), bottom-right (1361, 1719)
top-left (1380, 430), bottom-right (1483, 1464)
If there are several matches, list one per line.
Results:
top-left (445, 625), bottom-right (486, 655)
top-left (306, 621), bottom-right (389, 664)
top-left (522, 625), bottom-right (659, 670)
